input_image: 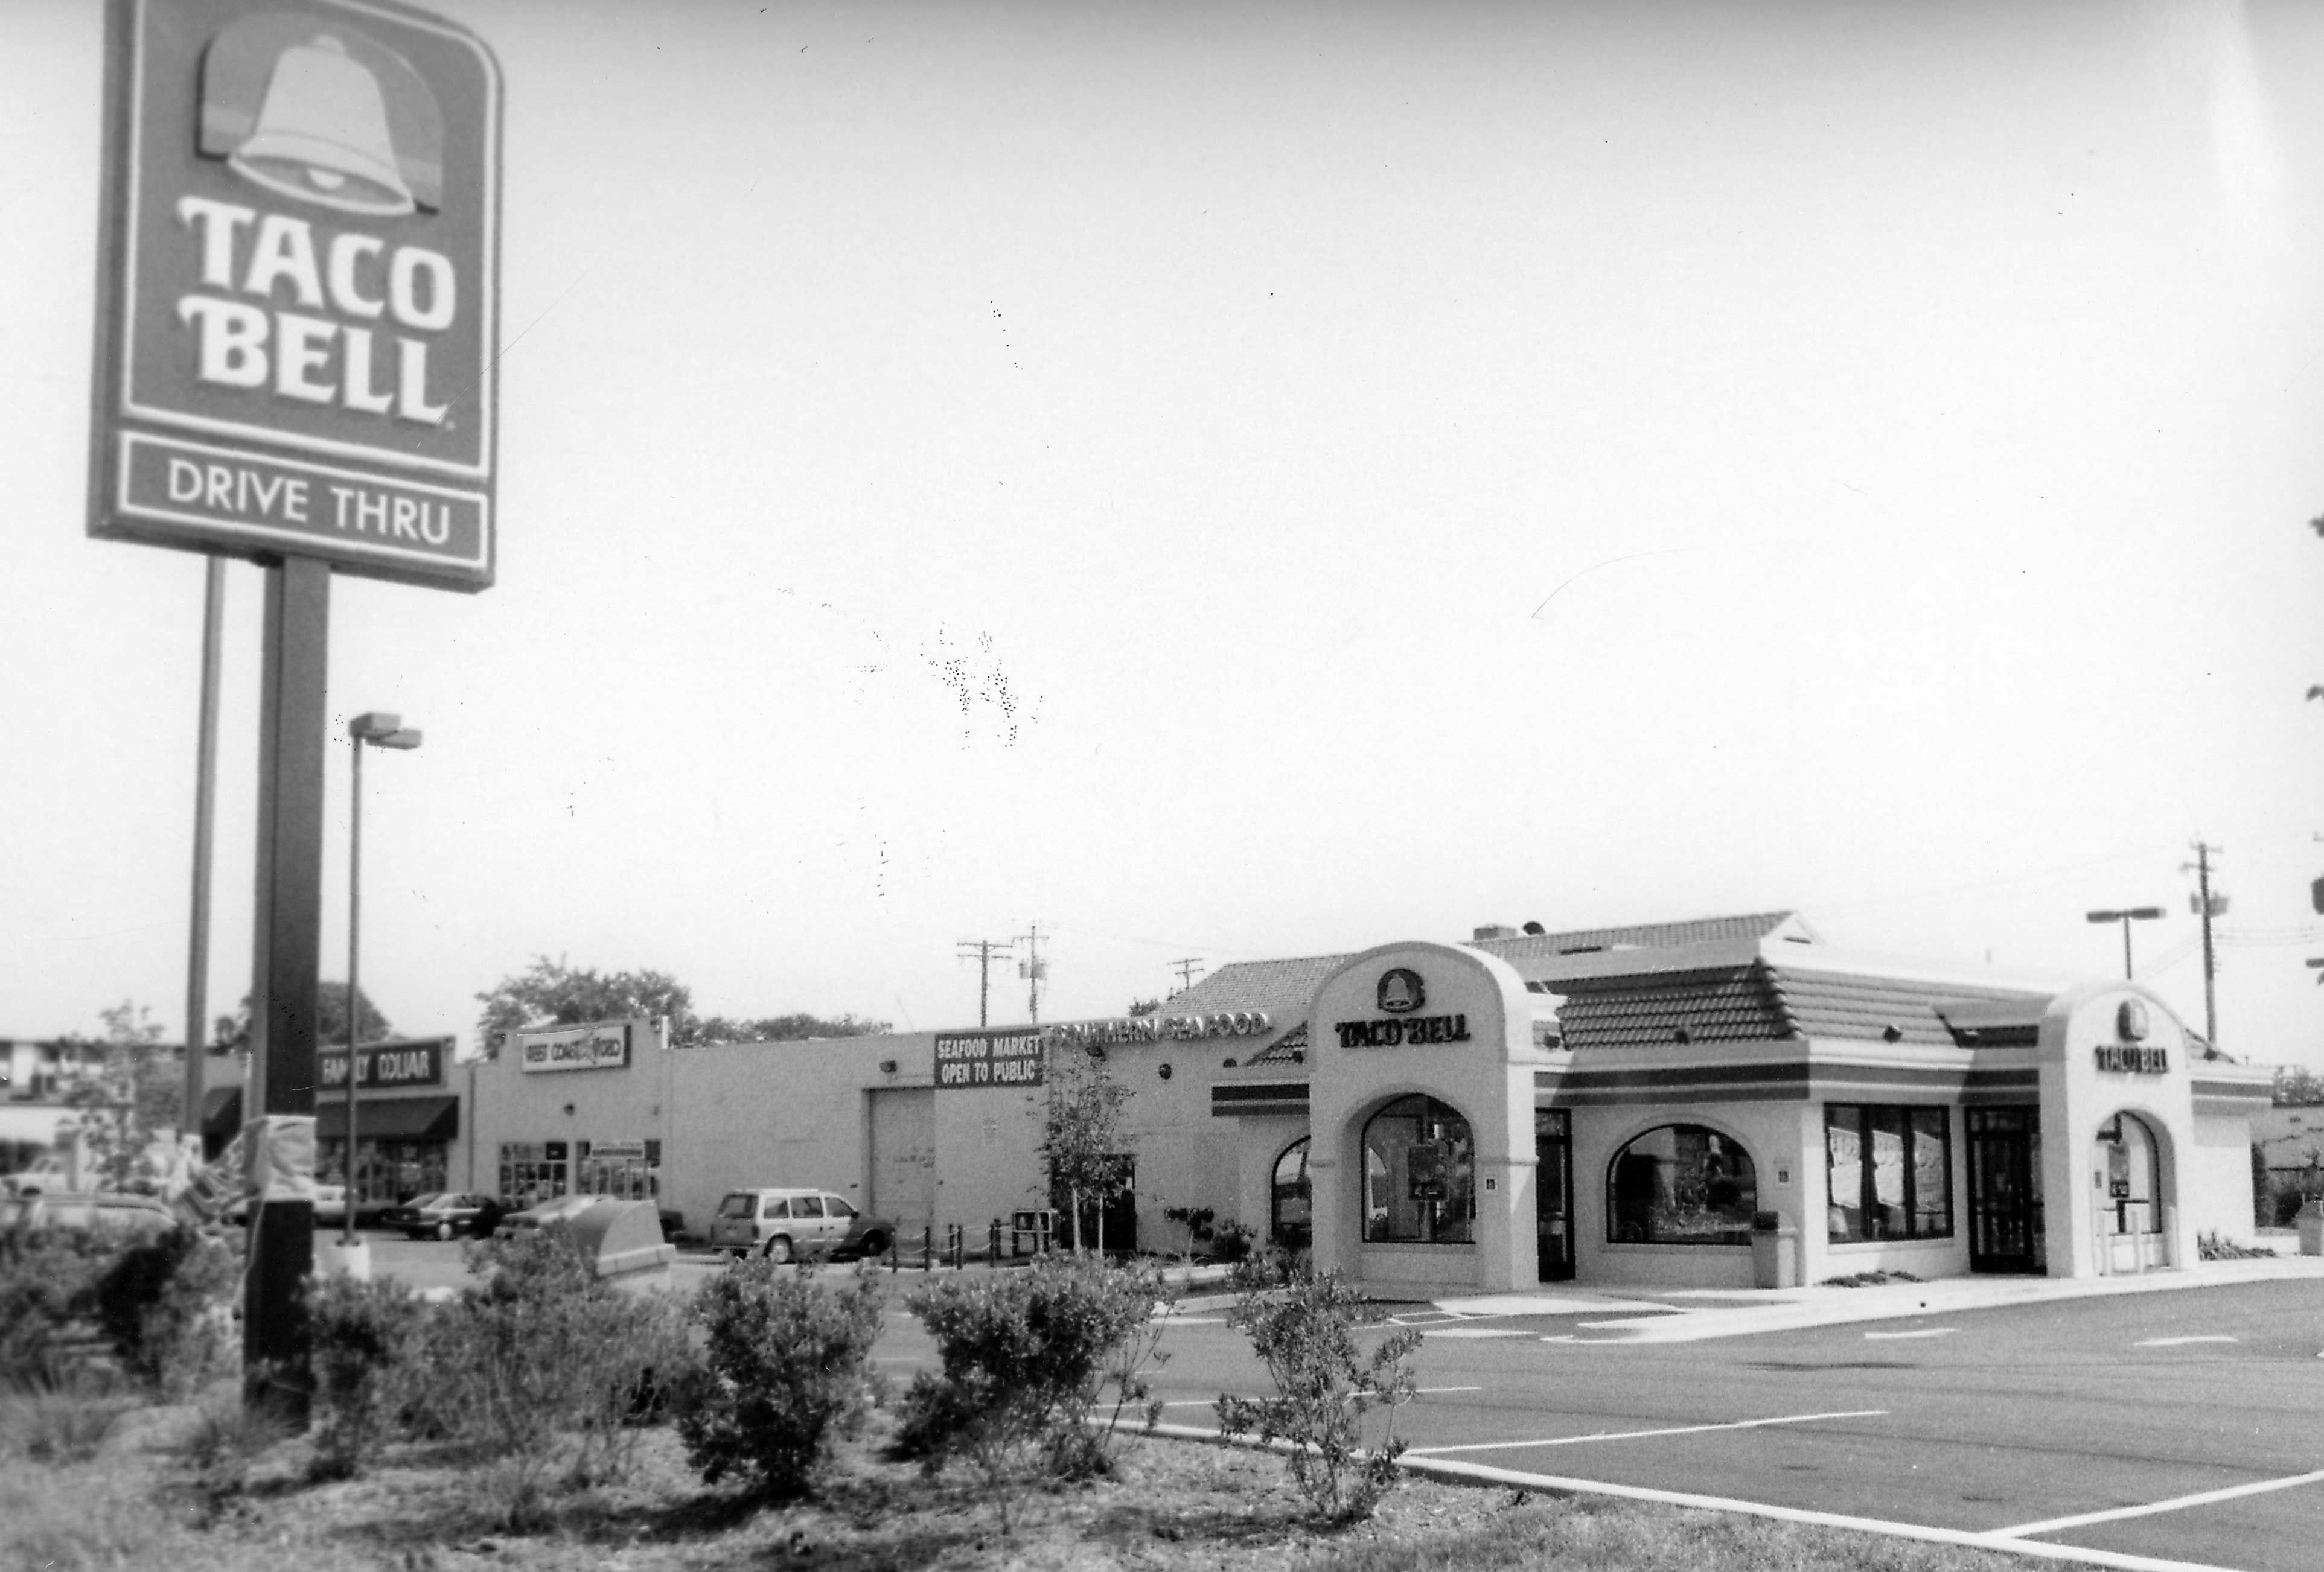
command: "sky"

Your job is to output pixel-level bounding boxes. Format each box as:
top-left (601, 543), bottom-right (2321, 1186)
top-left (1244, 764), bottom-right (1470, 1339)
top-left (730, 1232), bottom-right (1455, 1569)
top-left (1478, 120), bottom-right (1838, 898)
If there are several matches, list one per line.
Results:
top-left (5, 0), bottom-right (2323, 1071)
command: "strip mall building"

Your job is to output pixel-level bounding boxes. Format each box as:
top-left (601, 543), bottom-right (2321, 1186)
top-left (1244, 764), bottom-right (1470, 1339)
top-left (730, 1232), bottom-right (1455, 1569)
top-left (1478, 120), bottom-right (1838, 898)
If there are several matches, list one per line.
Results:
top-left (462, 912), bottom-right (2274, 1287)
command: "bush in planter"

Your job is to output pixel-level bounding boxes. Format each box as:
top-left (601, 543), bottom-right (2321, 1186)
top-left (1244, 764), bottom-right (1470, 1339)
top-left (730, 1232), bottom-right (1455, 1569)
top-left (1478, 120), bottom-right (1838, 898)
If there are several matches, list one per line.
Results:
top-left (0, 1227), bottom-right (115, 1384)
top-left (401, 1224), bottom-right (696, 1488)
top-left (1215, 1267), bottom-right (1420, 1523)
top-left (672, 1259), bottom-right (886, 1498)
top-left (307, 1273), bottom-right (426, 1479)
top-left (91, 1226), bottom-right (239, 1399)
top-left (895, 1255), bottom-right (1167, 1521)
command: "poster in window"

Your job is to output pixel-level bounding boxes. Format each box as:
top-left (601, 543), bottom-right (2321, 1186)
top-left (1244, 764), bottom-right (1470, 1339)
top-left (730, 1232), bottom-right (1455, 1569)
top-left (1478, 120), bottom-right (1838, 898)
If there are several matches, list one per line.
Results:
top-left (1406, 1141), bottom-right (1447, 1201)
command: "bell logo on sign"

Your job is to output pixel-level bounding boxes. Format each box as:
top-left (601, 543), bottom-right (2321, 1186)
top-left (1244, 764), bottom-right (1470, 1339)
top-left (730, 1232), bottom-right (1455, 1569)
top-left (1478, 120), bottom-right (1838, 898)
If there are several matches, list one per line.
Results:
top-left (1377, 969), bottom-right (1425, 1015)
top-left (90, 0), bottom-right (502, 592)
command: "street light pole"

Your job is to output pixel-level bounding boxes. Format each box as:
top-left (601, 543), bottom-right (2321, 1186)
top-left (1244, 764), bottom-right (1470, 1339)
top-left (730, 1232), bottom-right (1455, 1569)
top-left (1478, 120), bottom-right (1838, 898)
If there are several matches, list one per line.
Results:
top-left (2084, 906), bottom-right (2164, 981)
top-left (345, 713), bottom-right (421, 1247)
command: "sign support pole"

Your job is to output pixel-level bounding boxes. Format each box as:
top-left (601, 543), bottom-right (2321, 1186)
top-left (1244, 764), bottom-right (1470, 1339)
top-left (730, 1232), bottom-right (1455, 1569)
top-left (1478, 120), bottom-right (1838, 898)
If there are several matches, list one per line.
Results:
top-left (181, 554), bottom-right (224, 1139)
top-left (244, 554), bottom-right (329, 1418)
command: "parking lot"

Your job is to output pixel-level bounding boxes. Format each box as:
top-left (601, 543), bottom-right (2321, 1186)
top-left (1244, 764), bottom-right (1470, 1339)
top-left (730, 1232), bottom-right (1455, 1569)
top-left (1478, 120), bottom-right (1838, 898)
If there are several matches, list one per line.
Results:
top-left (1092, 1274), bottom-right (2324, 1572)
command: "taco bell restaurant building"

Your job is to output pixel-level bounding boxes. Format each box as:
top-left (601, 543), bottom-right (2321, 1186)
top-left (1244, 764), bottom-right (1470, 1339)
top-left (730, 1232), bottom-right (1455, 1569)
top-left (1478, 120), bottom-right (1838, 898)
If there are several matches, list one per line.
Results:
top-left (465, 912), bottom-right (2273, 1290)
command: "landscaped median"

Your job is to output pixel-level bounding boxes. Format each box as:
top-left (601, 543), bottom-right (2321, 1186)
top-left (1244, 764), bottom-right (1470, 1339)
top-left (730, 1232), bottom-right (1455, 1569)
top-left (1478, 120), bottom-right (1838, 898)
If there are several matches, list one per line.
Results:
top-left (3, 1227), bottom-right (2057, 1571)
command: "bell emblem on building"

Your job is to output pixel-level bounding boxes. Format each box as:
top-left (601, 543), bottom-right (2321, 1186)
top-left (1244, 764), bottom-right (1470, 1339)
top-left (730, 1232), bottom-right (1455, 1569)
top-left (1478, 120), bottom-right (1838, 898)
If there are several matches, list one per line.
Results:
top-left (1376, 968), bottom-right (1423, 1015)
top-left (229, 35), bottom-right (416, 217)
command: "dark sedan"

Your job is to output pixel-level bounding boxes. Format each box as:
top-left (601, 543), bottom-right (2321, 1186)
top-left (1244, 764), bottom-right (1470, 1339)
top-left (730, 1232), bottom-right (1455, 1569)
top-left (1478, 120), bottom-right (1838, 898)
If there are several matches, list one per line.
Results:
top-left (380, 1191), bottom-right (503, 1241)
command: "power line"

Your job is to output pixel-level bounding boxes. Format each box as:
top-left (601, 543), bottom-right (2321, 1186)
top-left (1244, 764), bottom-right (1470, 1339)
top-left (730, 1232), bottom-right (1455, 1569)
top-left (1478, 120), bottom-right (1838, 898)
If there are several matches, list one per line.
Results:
top-left (1167, 956), bottom-right (1204, 996)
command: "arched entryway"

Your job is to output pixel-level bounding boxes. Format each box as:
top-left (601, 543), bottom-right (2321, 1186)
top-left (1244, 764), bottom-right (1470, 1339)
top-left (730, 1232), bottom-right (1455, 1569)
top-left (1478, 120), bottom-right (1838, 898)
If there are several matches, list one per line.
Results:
top-left (1361, 1095), bottom-right (1475, 1245)
top-left (2093, 1111), bottom-right (2169, 1273)
top-left (1270, 1137), bottom-right (1312, 1251)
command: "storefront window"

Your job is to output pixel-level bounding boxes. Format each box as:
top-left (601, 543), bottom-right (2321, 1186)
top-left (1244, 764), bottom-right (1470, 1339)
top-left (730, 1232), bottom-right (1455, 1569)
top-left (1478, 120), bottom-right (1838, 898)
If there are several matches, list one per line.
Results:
top-left (1362, 1096), bottom-right (1474, 1244)
top-left (319, 1138), bottom-right (445, 1208)
top-left (576, 1140), bottom-right (661, 1201)
top-left (1827, 1105), bottom-right (1952, 1243)
top-left (1607, 1124), bottom-right (1756, 1245)
top-left (1271, 1138), bottom-right (1312, 1250)
top-left (497, 1141), bottom-right (568, 1208)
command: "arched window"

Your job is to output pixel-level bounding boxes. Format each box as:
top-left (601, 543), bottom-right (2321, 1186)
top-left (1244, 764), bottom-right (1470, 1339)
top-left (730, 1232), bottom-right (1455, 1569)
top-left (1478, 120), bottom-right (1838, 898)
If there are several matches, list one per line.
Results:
top-left (1607, 1124), bottom-right (1756, 1246)
top-left (1362, 1095), bottom-right (1474, 1244)
top-left (1271, 1138), bottom-right (1312, 1250)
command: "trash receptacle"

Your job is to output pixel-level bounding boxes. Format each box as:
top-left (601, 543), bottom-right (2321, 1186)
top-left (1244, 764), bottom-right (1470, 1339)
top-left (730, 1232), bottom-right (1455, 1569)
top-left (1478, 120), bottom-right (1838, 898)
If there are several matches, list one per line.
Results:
top-left (1750, 1211), bottom-right (1798, 1289)
top-left (2297, 1201), bottom-right (2323, 1258)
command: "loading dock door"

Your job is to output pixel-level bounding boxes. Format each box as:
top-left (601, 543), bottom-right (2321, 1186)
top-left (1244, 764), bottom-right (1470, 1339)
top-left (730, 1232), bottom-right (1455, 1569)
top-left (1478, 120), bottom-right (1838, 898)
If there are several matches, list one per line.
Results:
top-left (869, 1087), bottom-right (937, 1228)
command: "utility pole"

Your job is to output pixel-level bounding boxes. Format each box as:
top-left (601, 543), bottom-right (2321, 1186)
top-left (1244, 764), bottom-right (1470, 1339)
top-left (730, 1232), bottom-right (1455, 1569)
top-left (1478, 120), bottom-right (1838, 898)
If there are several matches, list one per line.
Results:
top-left (955, 938), bottom-right (1014, 1029)
top-left (1017, 923), bottom-right (1048, 1026)
top-left (1167, 956), bottom-right (1204, 997)
top-left (2183, 841), bottom-right (2226, 1045)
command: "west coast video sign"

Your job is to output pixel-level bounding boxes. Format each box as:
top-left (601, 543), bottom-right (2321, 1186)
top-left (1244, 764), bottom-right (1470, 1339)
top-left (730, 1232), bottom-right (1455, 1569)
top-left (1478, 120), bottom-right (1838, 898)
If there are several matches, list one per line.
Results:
top-left (89, 0), bottom-right (502, 591)
top-left (517, 1022), bottom-right (631, 1074)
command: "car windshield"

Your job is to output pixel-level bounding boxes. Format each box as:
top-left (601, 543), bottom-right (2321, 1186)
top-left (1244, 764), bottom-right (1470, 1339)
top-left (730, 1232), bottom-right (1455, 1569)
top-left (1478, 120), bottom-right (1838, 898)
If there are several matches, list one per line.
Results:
top-left (826, 1197), bottom-right (855, 1218)
top-left (716, 1194), bottom-right (754, 1219)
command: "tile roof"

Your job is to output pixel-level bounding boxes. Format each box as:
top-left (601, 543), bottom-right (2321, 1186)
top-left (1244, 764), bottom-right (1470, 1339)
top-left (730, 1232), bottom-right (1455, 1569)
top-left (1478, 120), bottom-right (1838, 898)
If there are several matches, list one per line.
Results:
top-left (1550, 964), bottom-right (1792, 1051)
top-left (1769, 969), bottom-right (2051, 1049)
top-left (1160, 955), bottom-right (1347, 1017)
top-left (1472, 911), bottom-right (1814, 961)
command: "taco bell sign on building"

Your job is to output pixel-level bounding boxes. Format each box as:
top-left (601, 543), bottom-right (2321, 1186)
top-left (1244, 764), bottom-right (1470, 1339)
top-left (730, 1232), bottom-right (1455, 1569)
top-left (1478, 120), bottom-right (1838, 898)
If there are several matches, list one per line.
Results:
top-left (89, 0), bottom-right (502, 591)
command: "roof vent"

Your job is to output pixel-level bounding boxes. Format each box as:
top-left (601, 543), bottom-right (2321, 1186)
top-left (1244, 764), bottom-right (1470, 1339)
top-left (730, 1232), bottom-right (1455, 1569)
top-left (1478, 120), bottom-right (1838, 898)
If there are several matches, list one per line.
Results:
top-left (1673, 1027), bottom-right (1692, 1045)
top-left (1473, 924), bottom-right (1519, 941)
top-left (1522, 921), bottom-right (1546, 935)
top-left (1881, 1023), bottom-right (1904, 1043)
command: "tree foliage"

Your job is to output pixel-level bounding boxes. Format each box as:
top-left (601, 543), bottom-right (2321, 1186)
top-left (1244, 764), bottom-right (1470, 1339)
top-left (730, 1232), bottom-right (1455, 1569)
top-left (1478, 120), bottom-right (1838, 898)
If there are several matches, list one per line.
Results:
top-left (2272, 1065), bottom-right (2324, 1106)
top-left (1038, 1045), bottom-right (1134, 1252)
top-left (213, 982), bottom-right (394, 1053)
top-left (474, 956), bottom-right (887, 1050)
top-left (57, 1001), bottom-right (182, 1191)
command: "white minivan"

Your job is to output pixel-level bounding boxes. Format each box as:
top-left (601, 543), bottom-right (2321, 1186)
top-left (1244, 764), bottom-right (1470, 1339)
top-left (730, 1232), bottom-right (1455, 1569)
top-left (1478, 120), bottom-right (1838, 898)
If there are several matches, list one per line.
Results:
top-left (706, 1188), bottom-right (891, 1264)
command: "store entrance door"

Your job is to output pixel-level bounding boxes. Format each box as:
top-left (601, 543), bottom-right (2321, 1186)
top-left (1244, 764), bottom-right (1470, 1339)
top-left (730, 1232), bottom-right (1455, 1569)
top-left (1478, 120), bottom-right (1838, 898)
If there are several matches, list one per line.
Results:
top-left (1534, 1108), bottom-right (1574, 1282)
top-left (1967, 1108), bottom-right (2043, 1274)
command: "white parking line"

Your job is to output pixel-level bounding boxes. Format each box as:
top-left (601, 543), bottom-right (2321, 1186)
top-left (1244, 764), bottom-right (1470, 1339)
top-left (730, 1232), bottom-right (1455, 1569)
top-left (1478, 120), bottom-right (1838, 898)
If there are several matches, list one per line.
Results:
top-left (1994, 1468), bottom-right (2324, 1539)
top-left (1864, 1328), bottom-right (1956, 1340)
top-left (1158, 1386), bottom-right (1480, 1410)
top-left (2134, 1335), bottom-right (2236, 1348)
top-left (1403, 1408), bottom-right (1887, 1456)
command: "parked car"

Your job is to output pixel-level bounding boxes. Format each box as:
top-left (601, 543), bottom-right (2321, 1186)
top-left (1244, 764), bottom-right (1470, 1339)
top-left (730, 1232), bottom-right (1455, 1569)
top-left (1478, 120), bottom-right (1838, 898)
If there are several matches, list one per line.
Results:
top-left (379, 1191), bottom-right (503, 1241)
top-left (706, 1188), bottom-right (893, 1264)
top-left (223, 1184), bottom-right (348, 1226)
top-left (0, 1189), bottom-right (179, 1239)
top-left (493, 1192), bottom-right (605, 1237)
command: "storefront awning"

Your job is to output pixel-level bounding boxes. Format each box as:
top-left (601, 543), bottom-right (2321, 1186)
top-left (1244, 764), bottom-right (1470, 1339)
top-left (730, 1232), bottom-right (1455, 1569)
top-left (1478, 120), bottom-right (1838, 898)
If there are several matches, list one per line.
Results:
top-left (314, 1095), bottom-right (459, 1142)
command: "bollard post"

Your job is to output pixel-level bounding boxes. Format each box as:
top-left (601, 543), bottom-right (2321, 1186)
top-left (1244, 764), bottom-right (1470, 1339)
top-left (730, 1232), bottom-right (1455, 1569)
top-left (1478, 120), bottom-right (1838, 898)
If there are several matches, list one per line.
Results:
top-left (922, 1220), bottom-right (933, 1272)
top-left (989, 1218), bottom-right (1001, 1265)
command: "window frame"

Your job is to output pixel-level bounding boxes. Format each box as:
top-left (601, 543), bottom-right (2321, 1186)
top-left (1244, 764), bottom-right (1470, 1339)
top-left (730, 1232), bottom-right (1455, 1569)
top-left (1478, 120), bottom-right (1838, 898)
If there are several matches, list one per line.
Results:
top-left (1604, 1122), bottom-right (1758, 1247)
top-left (1825, 1103), bottom-right (1953, 1244)
top-left (1361, 1095), bottom-right (1476, 1245)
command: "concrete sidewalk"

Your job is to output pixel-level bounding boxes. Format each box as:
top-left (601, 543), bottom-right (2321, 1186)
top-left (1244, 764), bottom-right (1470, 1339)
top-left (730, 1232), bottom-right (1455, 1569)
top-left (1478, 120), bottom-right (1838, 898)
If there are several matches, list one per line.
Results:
top-left (1426, 1250), bottom-right (2324, 1344)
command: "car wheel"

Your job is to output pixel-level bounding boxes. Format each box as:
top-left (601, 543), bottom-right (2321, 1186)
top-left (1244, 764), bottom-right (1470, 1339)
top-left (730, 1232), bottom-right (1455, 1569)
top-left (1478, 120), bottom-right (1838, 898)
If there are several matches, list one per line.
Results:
top-left (765, 1235), bottom-right (793, 1265)
top-left (860, 1230), bottom-right (889, 1258)
top-left (435, 1220), bottom-right (453, 1242)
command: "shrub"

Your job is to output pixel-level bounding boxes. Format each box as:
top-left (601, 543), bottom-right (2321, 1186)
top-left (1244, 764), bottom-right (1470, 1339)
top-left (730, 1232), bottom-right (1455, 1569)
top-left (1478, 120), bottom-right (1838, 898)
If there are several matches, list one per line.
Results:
top-left (896, 1255), bottom-right (1167, 1523)
top-left (177, 1384), bottom-right (299, 1523)
top-left (403, 1225), bottom-right (696, 1488)
top-left (0, 1226), bottom-right (115, 1383)
top-left (91, 1226), bottom-right (240, 1399)
top-left (1215, 1267), bottom-right (1421, 1522)
top-left (0, 1367), bottom-right (139, 1463)
top-left (306, 1273), bottom-right (426, 1480)
top-left (673, 1259), bottom-right (886, 1498)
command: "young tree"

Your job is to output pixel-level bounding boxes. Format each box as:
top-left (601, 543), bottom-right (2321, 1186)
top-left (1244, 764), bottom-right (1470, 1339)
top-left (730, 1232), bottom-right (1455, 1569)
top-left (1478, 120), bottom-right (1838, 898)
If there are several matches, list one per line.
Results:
top-left (1038, 1045), bottom-right (1134, 1254)
top-left (691, 1011), bottom-right (891, 1045)
top-left (58, 1001), bottom-right (180, 1191)
top-left (2272, 1065), bottom-right (2324, 1106)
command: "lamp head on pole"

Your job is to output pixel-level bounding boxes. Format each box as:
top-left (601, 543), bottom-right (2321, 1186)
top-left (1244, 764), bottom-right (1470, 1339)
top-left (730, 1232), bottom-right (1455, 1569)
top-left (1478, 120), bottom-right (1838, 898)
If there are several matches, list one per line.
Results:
top-left (351, 712), bottom-right (422, 750)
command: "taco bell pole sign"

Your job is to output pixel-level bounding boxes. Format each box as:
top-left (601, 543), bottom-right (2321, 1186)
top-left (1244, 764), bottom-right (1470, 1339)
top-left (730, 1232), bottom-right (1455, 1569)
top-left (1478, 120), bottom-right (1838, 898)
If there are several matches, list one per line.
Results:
top-left (89, 0), bottom-right (502, 591)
